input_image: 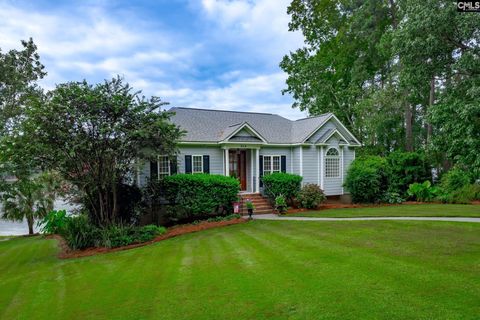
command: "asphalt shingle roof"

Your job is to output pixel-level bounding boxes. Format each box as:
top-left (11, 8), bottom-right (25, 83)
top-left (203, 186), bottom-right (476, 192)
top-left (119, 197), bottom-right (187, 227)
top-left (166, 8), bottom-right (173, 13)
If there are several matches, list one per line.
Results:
top-left (168, 107), bottom-right (333, 144)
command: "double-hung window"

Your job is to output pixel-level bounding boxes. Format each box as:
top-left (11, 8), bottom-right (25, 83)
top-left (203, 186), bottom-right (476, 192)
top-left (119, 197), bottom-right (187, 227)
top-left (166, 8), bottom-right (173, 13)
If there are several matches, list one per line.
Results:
top-left (263, 155), bottom-right (281, 175)
top-left (158, 156), bottom-right (170, 178)
top-left (192, 155), bottom-right (203, 173)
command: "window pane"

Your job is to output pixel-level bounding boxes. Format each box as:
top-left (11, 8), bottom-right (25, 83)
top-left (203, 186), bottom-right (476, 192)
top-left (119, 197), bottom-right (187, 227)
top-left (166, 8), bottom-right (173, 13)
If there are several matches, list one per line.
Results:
top-left (272, 156), bottom-right (280, 172)
top-left (325, 158), bottom-right (340, 178)
top-left (264, 156), bottom-right (271, 174)
top-left (193, 156), bottom-right (203, 173)
top-left (158, 156), bottom-right (170, 177)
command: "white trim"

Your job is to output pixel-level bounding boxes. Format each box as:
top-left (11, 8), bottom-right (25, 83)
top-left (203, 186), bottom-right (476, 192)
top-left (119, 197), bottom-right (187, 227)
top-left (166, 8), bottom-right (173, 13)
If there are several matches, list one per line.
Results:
top-left (136, 160), bottom-right (141, 187)
top-left (341, 146), bottom-right (344, 194)
top-left (179, 141), bottom-right (311, 147)
top-left (222, 122), bottom-right (268, 144)
top-left (192, 155), bottom-right (204, 174)
top-left (262, 155), bottom-right (281, 175)
top-left (317, 147), bottom-right (320, 185)
top-left (320, 146), bottom-right (324, 189)
top-left (331, 114), bottom-right (362, 145)
top-left (255, 149), bottom-right (260, 192)
top-left (157, 155), bottom-right (171, 179)
top-left (250, 150), bottom-right (254, 192)
top-left (317, 129), bottom-right (350, 145)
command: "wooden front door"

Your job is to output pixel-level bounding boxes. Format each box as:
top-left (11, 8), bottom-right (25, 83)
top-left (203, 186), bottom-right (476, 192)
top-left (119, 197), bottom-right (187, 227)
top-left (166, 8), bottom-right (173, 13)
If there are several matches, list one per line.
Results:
top-left (229, 150), bottom-right (247, 191)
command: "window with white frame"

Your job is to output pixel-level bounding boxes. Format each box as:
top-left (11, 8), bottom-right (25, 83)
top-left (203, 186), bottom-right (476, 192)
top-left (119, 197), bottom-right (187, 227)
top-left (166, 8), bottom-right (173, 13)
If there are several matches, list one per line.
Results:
top-left (158, 156), bottom-right (170, 178)
top-left (325, 148), bottom-right (340, 178)
top-left (263, 155), bottom-right (280, 175)
top-left (192, 155), bottom-right (203, 173)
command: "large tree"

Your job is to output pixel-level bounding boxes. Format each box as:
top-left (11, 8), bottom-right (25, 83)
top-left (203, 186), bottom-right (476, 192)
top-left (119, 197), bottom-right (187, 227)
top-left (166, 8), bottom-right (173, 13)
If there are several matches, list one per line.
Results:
top-left (0, 38), bottom-right (46, 136)
top-left (23, 78), bottom-right (183, 226)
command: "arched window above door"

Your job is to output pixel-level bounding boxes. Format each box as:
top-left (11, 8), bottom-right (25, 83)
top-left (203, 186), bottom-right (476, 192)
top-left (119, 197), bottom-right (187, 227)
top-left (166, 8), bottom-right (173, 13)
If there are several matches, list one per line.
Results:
top-left (325, 147), bottom-right (340, 178)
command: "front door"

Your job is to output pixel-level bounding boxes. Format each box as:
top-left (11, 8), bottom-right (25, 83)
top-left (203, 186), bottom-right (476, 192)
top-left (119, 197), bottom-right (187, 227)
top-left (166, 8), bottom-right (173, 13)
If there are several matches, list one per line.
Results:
top-left (229, 150), bottom-right (247, 191)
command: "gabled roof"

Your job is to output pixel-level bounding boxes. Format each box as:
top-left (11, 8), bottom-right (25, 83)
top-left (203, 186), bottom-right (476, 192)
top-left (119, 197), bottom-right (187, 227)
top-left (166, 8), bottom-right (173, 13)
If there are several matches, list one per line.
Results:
top-left (168, 107), bottom-right (360, 145)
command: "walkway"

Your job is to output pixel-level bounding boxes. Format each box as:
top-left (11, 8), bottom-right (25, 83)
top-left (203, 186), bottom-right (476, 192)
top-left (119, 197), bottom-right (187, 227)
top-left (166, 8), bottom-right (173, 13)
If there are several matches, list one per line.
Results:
top-left (253, 214), bottom-right (480, 223)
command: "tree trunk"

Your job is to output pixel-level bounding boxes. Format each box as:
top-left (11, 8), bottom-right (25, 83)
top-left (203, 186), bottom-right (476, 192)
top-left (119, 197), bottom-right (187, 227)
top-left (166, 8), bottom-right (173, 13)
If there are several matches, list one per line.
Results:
top-left (405, 103), bottom-right (414, 151)
top-left (27, 216), bottom-right (34, 235)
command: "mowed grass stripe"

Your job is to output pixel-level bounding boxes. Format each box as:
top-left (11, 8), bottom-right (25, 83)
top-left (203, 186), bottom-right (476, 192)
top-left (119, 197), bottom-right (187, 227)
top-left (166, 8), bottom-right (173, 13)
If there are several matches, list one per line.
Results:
top-left (0, 219), bottom-right (479, 319)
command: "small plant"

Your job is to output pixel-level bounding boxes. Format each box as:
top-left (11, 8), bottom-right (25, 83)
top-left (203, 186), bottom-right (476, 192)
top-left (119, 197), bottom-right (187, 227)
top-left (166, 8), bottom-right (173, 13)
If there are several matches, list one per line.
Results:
top-left (275, 195), bottom-right (288, 215)
top-left (297, 184), bottom-right (326, 209)
top-left (61, 215), bottom-right (99, 250)
top-left (407, 181), bottom-right (438, 202)
top-left (262, 173), bottom-right (302, 205)
top-left (382, 192), bottom-right (404, 204)
top-left (245, 200), bottom-right (255, 210)
top-left (40, 210), bottom-right (68, 234)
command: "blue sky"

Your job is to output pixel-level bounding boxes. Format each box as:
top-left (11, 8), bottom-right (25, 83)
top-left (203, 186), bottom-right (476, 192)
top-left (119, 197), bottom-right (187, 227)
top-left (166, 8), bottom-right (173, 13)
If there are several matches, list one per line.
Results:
top-left (0, 0), bottom-right (308, 119)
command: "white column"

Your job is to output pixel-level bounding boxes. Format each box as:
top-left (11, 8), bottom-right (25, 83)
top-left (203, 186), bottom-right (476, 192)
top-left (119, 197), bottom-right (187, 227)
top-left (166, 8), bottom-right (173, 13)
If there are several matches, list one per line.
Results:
top-left (224, 148), bottom-right (229, 176)
top-left (320, 146), bottom-right (324, 189)
top-left (341, 146), bottom-right (344, 194)
top-left (250, 150), bottom-right (254, 192)
top-left (255, 148), bottom-right (260, 193)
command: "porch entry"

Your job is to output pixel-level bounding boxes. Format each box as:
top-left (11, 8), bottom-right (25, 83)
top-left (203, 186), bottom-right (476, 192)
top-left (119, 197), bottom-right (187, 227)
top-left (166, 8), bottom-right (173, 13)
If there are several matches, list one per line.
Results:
top-left (229, 150), bottom-right (247, 191)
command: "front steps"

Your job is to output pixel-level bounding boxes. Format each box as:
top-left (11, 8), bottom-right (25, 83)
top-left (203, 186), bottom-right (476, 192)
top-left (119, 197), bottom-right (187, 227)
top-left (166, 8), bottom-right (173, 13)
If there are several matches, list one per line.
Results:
top-left (238, 193), bottom-right (274, 215)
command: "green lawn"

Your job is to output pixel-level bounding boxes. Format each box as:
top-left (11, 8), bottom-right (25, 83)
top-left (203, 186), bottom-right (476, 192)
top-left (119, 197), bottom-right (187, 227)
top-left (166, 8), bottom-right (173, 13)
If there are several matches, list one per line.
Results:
top-left (1, 220), bottom-right (479, 319)
top-left (291, 204), bottom-right (480, 218)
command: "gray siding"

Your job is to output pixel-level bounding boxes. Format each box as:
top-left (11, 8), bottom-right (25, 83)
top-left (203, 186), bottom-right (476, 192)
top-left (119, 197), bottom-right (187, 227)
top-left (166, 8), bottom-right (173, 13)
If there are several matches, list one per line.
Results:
top-left (302, 145), bottom-right (318, 185)
top-left (292, 147), bottom-right (301, 175)
top-left (343, 147), bottom-right (355, 194)
top-left (177, 146), bottom-right (224, 174)
top-left (307, 120), bottom-right (337, 143)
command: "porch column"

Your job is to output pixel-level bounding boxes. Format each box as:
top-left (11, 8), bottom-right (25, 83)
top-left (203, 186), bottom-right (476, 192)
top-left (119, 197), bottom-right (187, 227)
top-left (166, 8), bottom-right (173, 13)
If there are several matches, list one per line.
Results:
top-left (255, 148), bottom-right (260, 193)
top-left (341, 146), bottom-right (344, 194)
top-left (224, 148), bottom-right (229, 176)
top-left (320, 146), bottom-right (324, 189)
top-left (250, 150), bottom-right (254, 192)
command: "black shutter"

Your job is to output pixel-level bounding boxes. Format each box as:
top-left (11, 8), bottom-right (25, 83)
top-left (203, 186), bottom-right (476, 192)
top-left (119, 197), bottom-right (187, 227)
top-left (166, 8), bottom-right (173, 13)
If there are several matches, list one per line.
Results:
top-left (150, 161), bottom-right (158, 180)
top-left (203, 155), bottom-right (210, 173)
top-left (281, 155), bottom-right (287, 173)
top-left (185, 155), bottom-right (192, 174)
top-left (259, 155), bottom-right (264, 187)
top-left (170, 156), bottom-right (177, 175)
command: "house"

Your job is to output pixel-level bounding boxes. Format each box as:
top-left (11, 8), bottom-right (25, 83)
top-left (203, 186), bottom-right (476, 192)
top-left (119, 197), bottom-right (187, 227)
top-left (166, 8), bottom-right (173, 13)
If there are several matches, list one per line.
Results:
top-left (137, 107), bottom-right (361, 196)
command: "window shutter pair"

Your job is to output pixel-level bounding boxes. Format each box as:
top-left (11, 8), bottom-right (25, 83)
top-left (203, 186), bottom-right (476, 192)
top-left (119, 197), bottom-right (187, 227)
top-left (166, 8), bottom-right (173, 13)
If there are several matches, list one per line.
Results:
top-left (184, 155), bottom-right (210, 174)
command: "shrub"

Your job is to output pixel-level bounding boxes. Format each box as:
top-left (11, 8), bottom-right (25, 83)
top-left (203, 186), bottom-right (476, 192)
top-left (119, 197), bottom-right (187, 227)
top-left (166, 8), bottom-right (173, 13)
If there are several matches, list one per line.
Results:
top-left (442, 184), bottom-right (480, 204)
top-left (245, 200), bottom-right (255, 210)
top-left (441, 168), bottom-right (472, 193)
top-left (386, 151), bottom-right (431, 195)
top-left (41, 210), bottom-right (68, 234)
top-left (275, 195), bottom-right (288, 214)
top-left (262, 173), bottom-right (302, 204)
top-left (381, 192), bottom-right (404, 204)
top-left (61, 215), bottom-right (99, 250)
top-left (297, 184), bottom-right (326, 209)
top-left (159, 174), bottom-right (240, 223)
top-left (344, 156), bottom-right (389, 203)
top-left (407, 181), bottom-right (439, 202)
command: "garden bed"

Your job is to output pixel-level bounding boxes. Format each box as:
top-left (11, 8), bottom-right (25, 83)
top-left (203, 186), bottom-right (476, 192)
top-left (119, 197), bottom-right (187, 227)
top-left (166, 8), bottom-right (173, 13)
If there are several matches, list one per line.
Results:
top-left (54, 218), bottom-right (247, 259)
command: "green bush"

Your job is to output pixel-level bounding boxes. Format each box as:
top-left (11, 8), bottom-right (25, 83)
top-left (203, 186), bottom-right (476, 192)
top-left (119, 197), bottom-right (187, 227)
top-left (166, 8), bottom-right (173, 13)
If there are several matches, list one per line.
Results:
top-left (441, 168), bottom-right (472, 193)
top-left (344, 156), bottom-right (389, 203)
top-left (98, 224), bottom-right (166, 248)
top-left (159, 174), bottom-right (240, 223)
top-left (386, 151), bottom-right (431, 195)
top-left (275, 195), bottom-right (288, 214)
top-left (381, 192), bottom-right (404, 204)
top-left (61, 215), bottom-right (99, 250)
top-left (297, 184), bottom-right (326, 209)
top-left (41, 210), bottom-right (68, 234)
top-left (407, 181), bottom-right (439, 202)
top-left (262, 173), bottom-right (302, 204)
top-left (442, 184), bottom-right (480, 204)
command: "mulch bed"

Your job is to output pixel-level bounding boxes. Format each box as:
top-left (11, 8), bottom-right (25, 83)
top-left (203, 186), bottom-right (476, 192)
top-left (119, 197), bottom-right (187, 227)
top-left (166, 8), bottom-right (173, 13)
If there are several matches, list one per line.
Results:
top-left (51, 218), bottom-right (247, 259)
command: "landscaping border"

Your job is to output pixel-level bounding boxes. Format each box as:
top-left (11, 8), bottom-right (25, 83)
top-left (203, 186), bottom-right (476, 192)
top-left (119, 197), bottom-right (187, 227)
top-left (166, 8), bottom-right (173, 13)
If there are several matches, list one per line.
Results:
top-left (53, 218), bottom-right (247, 259)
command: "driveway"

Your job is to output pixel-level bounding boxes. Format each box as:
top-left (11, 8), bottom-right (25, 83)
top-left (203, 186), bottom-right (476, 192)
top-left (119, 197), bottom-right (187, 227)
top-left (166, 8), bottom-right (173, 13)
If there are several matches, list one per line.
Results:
top-left (253, 214), bottom-right (480, 223)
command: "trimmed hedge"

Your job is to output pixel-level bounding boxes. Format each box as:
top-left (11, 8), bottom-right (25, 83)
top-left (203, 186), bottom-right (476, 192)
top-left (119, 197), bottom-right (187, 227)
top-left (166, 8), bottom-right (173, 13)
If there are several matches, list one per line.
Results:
top-left (297, 183), bottom-right (326, 209)
top-left (344, 156), bottom-right (389, 203)
top-left (161, 174), bottom-right (240, 222)
top-left (262, 173), bottom-right (302, 204)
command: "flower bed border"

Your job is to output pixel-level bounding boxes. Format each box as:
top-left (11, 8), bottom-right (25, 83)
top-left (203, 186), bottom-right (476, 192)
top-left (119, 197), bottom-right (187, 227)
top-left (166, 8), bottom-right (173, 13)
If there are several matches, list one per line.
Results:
top-left (53, 218), bottom-right (247, 259)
